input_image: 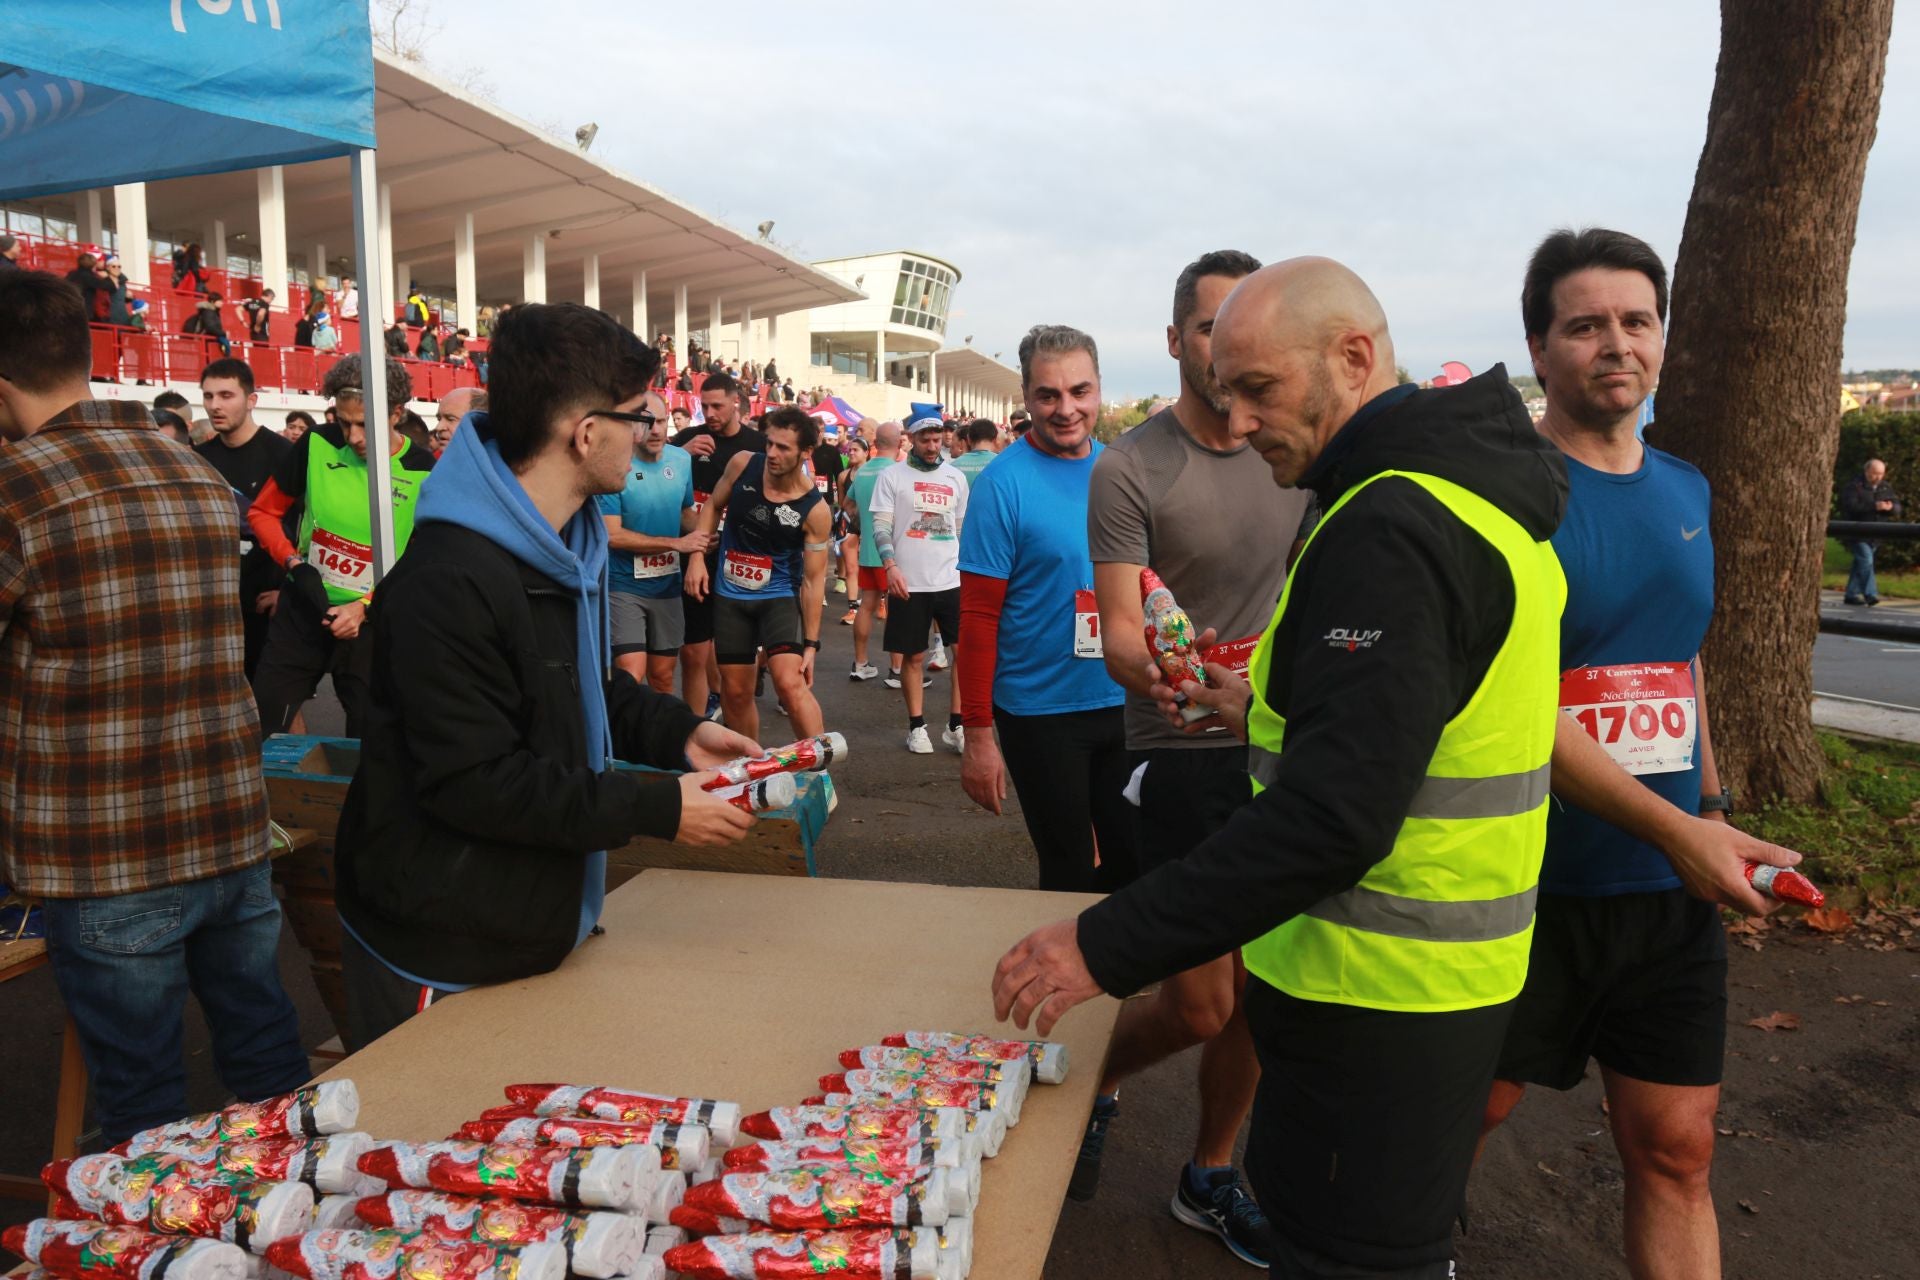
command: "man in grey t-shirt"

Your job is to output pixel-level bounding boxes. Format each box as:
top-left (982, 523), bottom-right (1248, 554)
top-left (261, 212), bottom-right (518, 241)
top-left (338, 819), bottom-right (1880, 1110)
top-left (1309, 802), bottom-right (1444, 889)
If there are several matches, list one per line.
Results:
top-left (1073, 251), bottom-right (1311, 1267)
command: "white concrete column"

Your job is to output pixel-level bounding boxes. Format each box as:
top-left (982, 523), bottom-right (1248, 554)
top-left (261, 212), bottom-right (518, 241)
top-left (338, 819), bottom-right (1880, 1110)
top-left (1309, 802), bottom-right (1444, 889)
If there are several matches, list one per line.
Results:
top-left (673, 284), bottom-right (689, 364)
top-left (741, 306), bottom-right (754, 366)
top-left (522, 235), bottom-right (547, 303)
top-left (708, 296), bottom-right (722, 360)
top-left (876, 329), bottom-right (886, 384)
top-left (583, 253), bottom-right (600, 312)
top-left (631, 270), bottom-right (648, 340)
top-left (79, 190), bottom-right (105, 248)
top-left (256, 166), bottom-right (288, 305)
top-left (454, 213), bottom-right (476, 331)
top-left (927, 351), bottom-right (938, 399)
top-left (114, 184), bottom-right (149, 287)
top-left (397, 262), bottom-right (413, 308)
top-left (209, 219), bottom-right (227, 271)
top-left (767, 313), bottom-right (779, 363)
top-left (378, 183), bottom-right (395, 320)
top-left (311, 243), bottom-right (328, 289)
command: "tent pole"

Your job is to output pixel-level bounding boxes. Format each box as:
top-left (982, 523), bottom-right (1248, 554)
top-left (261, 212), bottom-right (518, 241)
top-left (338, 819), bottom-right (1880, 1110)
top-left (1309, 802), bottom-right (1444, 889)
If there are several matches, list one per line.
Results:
top-left (350, 147), bottom-right (398, 581)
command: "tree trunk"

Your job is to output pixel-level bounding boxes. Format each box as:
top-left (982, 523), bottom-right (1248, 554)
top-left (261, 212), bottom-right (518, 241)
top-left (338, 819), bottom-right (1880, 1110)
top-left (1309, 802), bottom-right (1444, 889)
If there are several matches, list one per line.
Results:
top-left (1651, 0), bottom-right (1894, 804)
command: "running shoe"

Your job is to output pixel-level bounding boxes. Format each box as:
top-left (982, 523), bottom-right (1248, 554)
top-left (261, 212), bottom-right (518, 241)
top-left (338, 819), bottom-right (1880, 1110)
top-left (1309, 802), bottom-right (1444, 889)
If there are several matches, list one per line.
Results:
top-left (876, 602), bottom-right (889, 621)
top-left (1067, 1097), bottom-right (1118, 1202)
top-left (905, 726), bottom-right (934, 754)
top-left (927, 640), bottom-right (949, 672)
top-left (841, 608), bottom-right (858, 625)
top-left (883, 671), bottom-right (934, 690)
top-left (834, 577), bottom-right (848, 596)
top-left (850, 662), bottom-right (880, 681)
top-left (1170, 1166), bottom-right (1272, 1268)
top-left (703, 692), bottom-right (723, 722)
top-left (941, 724), bottom-right (965, 754)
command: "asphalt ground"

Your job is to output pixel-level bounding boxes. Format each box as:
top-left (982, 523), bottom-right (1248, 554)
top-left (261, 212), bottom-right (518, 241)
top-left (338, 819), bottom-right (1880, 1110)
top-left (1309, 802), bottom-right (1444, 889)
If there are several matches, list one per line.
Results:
top-left (5, 586), bottom-right (1917, 1277)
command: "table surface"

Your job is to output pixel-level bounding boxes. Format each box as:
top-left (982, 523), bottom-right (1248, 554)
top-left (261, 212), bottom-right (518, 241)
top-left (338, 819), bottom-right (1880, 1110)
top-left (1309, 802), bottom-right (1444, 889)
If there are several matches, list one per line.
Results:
top-left (316, 869), bottom-right (1118, 1280)
top-left (0, 936), bottom-right (47, 982)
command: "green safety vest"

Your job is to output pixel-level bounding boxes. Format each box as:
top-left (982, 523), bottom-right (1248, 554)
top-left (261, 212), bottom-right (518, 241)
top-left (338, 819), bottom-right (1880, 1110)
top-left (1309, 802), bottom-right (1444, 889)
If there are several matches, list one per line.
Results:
top-left (1242, 469), bottom-right (1566, 1013)
top-left (299, 434), bottom-right (432, 606)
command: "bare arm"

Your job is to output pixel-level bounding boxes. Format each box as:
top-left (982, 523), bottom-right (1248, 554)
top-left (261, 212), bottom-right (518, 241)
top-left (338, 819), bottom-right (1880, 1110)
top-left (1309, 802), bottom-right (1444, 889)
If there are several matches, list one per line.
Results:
top-left (600, 514), bottom-right (706, 556)
top-left (1093, 559), bottom-right (1156, 699)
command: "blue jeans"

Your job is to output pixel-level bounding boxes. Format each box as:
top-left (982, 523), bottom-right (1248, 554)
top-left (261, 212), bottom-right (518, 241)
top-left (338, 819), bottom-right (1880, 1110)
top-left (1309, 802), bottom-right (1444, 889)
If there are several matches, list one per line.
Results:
top-left (1845, 541), bottom-right (1878, 601)
top-left (42, 861), bottom-right (310, 1144)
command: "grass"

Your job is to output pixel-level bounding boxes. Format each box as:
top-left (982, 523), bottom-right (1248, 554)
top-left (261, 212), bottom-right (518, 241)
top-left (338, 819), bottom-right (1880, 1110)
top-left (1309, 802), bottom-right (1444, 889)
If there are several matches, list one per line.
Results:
top-left (1822, 537), bottom-right (1920, 600)
top-left (1737, 732), bottom-right (1920, 907)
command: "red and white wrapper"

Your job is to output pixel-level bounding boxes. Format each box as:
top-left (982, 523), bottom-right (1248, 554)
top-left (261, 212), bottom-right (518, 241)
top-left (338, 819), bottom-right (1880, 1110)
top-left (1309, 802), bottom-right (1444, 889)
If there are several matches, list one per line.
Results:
top-left (105, 1136), bottom-right (376, 1199)
top-left (722, 1138), bottom-right (963, 1175)
top-left (820, 1067), bottom-right (1026, 1122)
top-left (263, 1229), bottom-right (568, 1280)
top-left (703, 733), bottom-right (848, 790)
top-left (679, 1167), bottom-right (952, 1231)
top-left (348, 1192), bottom-right (642, 1280)
top-left (833, 1048), bottom-right (1029, 1093)
top-left (641, 1227), bottom-right (685, 1258)
top-left (119, 1085), bottom-right (360, 1156)
top-left (500, 1085), bottom-right (741, 1147)
top-left (737, 1106), bottom-right (994, 1160)
top-left (666, 1207), bottom-right (751, 1238)
top-left (661, 1227), bottom-right (948, 1280)
top-left (815, 1075), bottom-right (1018, 1127)
top-left (880, 1032), bottom-right (1069, 1085)
top-left (43, 1154), bottom-right (312, 1253)
top-left (354, 1142), bottom-right (651, 1211)
top-left (453, 1115), bottom-right (709, 1171)
top-left (4, 1219), bottom-right (249, 1280)
top-left (708, 775), bottom-right (797, 814)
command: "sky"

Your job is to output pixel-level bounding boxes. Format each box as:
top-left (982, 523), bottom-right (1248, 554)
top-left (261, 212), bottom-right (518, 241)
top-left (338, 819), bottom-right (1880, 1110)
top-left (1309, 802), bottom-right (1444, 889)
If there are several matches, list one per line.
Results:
top-left (419, 1), bottom-right (1918, 400)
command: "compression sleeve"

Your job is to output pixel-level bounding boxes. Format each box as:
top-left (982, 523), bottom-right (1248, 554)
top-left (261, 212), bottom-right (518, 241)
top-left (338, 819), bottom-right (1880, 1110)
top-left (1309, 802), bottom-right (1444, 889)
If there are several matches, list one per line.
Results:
top-left (958, 571), bottom-right (1008, 729)
top-left (249, 476), bottom-right (300, 566)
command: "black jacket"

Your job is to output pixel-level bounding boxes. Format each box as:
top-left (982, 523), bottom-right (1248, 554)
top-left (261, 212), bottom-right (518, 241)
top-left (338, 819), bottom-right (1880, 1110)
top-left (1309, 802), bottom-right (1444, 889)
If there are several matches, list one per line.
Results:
top-left (1839, 473), bottom-right (1901, 531)
top-left (1078, 369), bottom-right (1567, 996)
top-left (334, 522), bottom-right (702, 986)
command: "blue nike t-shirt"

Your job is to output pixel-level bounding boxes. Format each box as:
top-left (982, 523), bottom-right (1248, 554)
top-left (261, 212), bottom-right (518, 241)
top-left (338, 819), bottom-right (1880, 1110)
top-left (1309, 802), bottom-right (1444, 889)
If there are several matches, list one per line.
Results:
top-left (957, 436), bottom-right (1124, 717)
top-left (596, 444), bottom-right (694, 599)
top-left (1544, 445), bottom-right (1715, 896)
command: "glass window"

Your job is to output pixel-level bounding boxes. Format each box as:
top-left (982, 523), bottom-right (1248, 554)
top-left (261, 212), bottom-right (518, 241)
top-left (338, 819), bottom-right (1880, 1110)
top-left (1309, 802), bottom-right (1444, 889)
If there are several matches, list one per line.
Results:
top-left (893, 273), bottom-right (911, 307)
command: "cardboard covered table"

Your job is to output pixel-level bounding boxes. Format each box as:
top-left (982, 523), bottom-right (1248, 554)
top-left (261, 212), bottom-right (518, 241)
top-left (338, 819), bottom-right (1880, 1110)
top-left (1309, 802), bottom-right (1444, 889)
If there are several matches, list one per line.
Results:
top-left (315, 869), bottom-right (1118, 1279)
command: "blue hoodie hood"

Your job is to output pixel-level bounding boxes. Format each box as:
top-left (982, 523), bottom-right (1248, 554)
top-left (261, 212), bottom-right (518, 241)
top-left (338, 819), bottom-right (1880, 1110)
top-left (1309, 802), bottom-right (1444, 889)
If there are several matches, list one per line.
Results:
top-left (415, 411), bottom-right (613, 942)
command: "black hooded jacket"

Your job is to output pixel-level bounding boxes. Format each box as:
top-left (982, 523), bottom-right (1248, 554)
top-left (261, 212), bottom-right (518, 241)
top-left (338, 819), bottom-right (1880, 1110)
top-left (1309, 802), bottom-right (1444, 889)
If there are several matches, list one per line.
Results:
top-left (1077, 368), bottom-right (1568, 997)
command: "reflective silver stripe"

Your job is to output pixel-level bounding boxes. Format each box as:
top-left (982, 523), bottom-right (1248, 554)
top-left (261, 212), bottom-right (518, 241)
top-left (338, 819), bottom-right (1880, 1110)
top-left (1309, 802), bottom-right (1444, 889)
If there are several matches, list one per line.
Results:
top-left (1406, 764), bottom-right (1550, 819)
top-left (1305, 882), bottom-right (1538, 943)
top-left (1249, 749), bottom-right (1548, 821)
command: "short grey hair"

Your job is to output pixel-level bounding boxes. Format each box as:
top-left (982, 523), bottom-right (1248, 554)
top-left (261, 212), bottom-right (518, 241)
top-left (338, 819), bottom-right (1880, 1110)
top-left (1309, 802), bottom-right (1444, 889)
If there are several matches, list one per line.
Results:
top-left (323, 353), bottom-right (414, 406)
top-left (1018, 324), bottom-right (1100, 388)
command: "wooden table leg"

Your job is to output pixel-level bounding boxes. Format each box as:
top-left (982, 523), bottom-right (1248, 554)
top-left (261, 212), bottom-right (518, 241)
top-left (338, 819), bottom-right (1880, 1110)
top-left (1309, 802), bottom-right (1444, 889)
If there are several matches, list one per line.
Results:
top-left (48, 1012), bottom-right (86, 1213)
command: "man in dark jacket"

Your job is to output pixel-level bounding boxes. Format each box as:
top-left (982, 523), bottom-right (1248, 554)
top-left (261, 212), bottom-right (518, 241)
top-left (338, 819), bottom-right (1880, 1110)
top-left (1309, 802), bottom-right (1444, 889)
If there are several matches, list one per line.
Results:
top-left (1838, 458), bottom-right (1901, 605)
top-left (992, 259), bottom-right (1570, 1277)
top-left (333, 303), bottom-right (758, 1052)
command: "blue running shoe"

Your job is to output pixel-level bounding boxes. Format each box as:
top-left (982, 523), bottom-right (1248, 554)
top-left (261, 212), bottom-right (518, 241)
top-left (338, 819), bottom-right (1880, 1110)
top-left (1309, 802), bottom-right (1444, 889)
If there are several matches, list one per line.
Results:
top-left (1171, 1164), bottom-right (1271, 1268)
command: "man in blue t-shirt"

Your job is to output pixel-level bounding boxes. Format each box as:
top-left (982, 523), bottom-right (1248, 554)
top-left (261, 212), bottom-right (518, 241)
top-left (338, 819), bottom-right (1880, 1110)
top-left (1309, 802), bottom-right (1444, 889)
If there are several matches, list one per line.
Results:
top-left (596, 390), bottom-right (705, 693)
top-left (1480, 229), bottom-right (1805, 1278)
top-left (956, 324), bottom-right (1138, 894)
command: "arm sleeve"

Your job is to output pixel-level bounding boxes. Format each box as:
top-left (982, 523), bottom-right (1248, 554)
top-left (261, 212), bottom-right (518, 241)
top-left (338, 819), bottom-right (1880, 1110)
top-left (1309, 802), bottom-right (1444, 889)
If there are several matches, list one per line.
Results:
top-left (248, 477), bottom-right (300, 565)
top-left (958, 572), bottom-right (1009, 728)
top-left (1086, 448), bottom-right (1151, 565)
top-left (605, 668), bottom-right (705, 770)
top-left (385, 564), bottom-right (685, 846)
top-left (1076, 483), bottom-right (1515, 995)
top-left (869, 466), bottom-right (898, 563)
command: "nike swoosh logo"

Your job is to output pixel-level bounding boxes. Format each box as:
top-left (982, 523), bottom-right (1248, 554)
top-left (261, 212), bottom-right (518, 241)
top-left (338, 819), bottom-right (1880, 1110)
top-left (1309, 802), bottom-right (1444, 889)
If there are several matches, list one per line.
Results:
top-left (325, 462), bottom-right (351, 470)
top-left (1682, 526), bottom-right (1703, 541)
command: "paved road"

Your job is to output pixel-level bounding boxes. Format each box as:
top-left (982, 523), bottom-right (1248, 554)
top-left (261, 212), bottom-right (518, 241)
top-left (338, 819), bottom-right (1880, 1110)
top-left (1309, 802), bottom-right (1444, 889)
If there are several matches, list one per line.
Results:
top-left (1813, 631), bottom-right (1920, 710)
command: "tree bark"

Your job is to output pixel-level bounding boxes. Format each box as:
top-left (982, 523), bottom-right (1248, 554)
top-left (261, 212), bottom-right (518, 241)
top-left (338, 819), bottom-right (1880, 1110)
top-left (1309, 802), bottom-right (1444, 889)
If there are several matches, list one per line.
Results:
top-left (1651, 0), bottom-right (1894, 804)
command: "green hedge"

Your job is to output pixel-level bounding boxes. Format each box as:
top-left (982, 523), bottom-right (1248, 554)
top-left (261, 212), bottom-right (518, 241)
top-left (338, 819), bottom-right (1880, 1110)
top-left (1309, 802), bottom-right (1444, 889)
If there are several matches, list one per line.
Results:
top-left (1835, 409), bottom-right (1920, 570)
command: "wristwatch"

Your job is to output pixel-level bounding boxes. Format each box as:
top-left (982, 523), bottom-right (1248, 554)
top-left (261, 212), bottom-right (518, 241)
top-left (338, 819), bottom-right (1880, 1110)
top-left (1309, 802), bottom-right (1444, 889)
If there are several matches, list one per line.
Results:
top-left (803, 638), bottom-right (821, 650)
top-left (1699, 790), bottom-right (1733, 815)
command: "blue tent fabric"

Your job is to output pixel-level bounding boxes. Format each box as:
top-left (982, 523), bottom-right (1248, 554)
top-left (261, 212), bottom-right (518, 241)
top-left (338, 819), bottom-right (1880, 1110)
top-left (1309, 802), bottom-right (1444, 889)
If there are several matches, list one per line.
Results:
top-left (0, 0), bottom-right (373, 200)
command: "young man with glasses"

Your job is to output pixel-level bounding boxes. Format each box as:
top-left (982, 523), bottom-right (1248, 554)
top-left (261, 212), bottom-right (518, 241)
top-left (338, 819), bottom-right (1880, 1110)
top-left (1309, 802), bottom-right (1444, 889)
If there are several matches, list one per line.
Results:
top-left (599, 390), bottom-right (708, 693)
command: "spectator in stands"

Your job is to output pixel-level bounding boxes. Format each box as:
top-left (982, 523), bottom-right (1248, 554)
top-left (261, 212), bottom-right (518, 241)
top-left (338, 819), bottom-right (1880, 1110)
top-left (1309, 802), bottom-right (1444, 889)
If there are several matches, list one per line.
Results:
top-left (675, 366), bottom-right (693, 394)
top-left (339, 282), bottom-right (359, 320)
top-left (444, 329), bottom-right (470, 367)
top-left (764, 358), bottom-right (779, 385)
top-left (283, 410), bottom-right (316, 445)
top-left (405, 284), bottom-right (430, 329)
top-left (477, 304), bottom-right (497, 336)
top-left (0, 269), bottom-right (312, 1145)
top-left (0, 234), bottom-right (20, 270)
top-left (309, 291), bottom-right (339, 353)
top-left (384, 321), bottom-right (409, 358)
top-left (185, 290), bottom-right (233, 357)
top-left (171, 242), bottom-right (209, 293)
top-left (65, 252), bottom-right (97, 289)
top-left (242, 289), bottom-right (274, 343)
top-left (79, 255), bottom-right (132, 330)
top-left (781, 378), bottom-right (795, 402)
top-left (416, 323), bottom-right (441, 362)
top-left (433, 386), bottom-right (487, 454)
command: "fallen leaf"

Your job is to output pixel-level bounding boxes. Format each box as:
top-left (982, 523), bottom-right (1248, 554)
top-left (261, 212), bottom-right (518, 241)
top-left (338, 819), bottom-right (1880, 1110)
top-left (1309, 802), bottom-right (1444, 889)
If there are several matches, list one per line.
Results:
top-left (1738, 1199), bottom-right (1761, 1215)
top-left (1805, 907), bottom-right (1854, 934)
top-left (1747, 1011), bottom-right (1802, 1032)
top-left (1536, 1161), bottom-right (1561, 1178)
top-left (1872, 1000), bottom-right (1892, 1007)
top-left (1717, 1127), bottom-right (1734, 1136)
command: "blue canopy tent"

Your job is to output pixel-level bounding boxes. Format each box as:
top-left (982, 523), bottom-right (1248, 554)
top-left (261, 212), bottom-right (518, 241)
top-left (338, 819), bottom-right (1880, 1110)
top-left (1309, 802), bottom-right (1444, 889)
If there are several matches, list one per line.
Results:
top-left (0, 0), bottom-right (404, 575)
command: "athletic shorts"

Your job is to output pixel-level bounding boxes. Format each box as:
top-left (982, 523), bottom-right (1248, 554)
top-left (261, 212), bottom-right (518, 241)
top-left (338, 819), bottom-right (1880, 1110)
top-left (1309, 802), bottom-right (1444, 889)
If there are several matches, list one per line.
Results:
top-left (857, 565), bottom-right (889, 594)
top-left (1495, 888), bottom-right (1728, 1091)
top-left (1130, 745), bottom-right (1253, 873)
top-left (682, 587), bottom-right (715, 647)
top-left (713, 593), bottom-right (804, 666)
top-left (610, 591), bottom-right (685, 656)
top-left (882, 586), bottom-right (960, 656)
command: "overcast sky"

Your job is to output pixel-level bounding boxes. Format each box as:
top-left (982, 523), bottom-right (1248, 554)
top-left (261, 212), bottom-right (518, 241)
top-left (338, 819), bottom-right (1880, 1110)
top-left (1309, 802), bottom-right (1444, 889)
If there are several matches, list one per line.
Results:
top-left (423, 1), bottom-right (1917, 400)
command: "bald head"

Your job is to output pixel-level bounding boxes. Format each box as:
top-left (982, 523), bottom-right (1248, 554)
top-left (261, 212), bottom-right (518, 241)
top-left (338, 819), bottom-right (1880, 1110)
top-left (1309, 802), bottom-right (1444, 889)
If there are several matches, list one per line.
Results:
top-left (873, 420), bottom-right (904, 454)
top-left (1211, 257), bottom-right (1401, 488)
top-left (434, 385), bottom-right (488, 448)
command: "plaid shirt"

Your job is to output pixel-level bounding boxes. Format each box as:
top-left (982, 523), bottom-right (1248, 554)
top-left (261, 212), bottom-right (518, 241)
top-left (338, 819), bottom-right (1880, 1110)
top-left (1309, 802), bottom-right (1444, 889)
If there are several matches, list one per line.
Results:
top-left (0, 398), bottom-right (268, 898)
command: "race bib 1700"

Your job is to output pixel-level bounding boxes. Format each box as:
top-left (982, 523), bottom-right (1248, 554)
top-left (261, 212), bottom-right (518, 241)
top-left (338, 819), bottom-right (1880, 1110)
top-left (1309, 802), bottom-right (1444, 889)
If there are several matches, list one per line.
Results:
top-left (1560, 662), bottom-right (1697, 776)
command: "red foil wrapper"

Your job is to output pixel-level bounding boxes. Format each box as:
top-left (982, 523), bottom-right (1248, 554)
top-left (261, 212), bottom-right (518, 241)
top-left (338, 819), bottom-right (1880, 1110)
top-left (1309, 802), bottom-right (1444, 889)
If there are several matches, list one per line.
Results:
top-left (4, 1219), bottom-right (246, 1280)
top-left (662, 1229), bottom-right (914, 1280)
top-left (680, 1168), bottom-right (939, 1231)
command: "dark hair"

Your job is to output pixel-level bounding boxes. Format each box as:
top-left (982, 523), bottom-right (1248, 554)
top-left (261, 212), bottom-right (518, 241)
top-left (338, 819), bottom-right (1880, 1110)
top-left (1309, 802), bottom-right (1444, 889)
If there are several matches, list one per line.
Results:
top-left (0, 234), bottom-right (17, 255)
top-left (1521, 227), bottom-right (1669, 340)
top-left (154, 389), bottom-right (192, 412)
top-left (486, 302), bottom-right (659, 467)
top-left (700, 369), bottom-right (738, 398)
top-left (324, 353), bottom-right (414, 405)
top-left (0, 271), bottom-right (92, 391)
top-left (152, 408), bottom-right (190, 436)
top-left (199, 357), bottom-right (256, 395)
top-left (1017, 324), bottom-right (1099, 387)
top-left (1172, 249), bottom-right (1262, 330)
top-left (762, 405), bottom-right (820, 450)
top-left (964, 418), bottom-right (999, 447)
top-left (284, 410), bottom-right (318, 432)
top-left (399, 411), bottom-right (436, 454)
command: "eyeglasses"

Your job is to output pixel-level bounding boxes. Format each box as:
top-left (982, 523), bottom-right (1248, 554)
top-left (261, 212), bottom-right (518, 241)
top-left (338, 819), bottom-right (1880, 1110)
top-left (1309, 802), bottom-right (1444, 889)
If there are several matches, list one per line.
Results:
top-left (590, 408), bottom-right (658, 427)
